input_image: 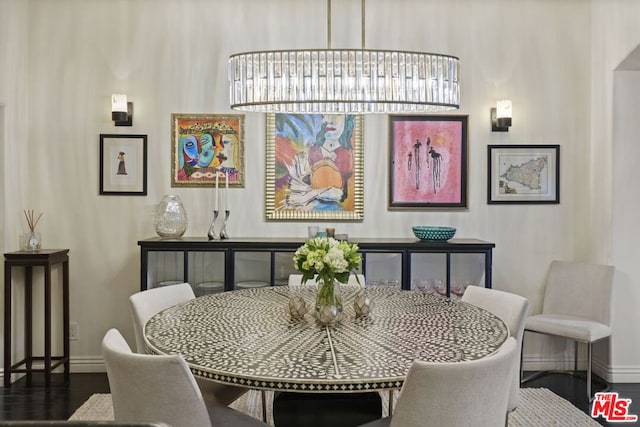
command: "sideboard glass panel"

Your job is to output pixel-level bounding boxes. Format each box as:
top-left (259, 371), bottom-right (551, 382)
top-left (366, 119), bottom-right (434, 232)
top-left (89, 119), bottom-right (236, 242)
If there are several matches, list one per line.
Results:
top-left (234, 251), bottom-right (270, 289)
top-left (188, 251), bottom-right (225, 296)
top-left (411, 253), bottom-right (446, 294)
top-left (274, 251), bottom-right (297, 286)
top-left (147, 251), bottom-right (183, 289)
top-left (410, 252), bottom-right (486, 298)
top-left (450, 253), bottom-right (486, 288)
top-left (363, 252), bottom-right (402, 288)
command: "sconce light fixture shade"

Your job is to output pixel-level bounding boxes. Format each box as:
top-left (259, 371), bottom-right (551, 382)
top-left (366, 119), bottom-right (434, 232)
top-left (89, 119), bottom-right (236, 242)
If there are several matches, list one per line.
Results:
top-left (491, 99), bottom-right (512, 131)
top-left (111, 94), bottom-right (133, 126)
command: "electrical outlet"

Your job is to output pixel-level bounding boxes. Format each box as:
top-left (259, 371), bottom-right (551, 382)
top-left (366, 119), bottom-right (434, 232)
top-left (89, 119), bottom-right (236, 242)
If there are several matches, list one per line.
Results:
top-left (69, 322), bottom-right (79, 341)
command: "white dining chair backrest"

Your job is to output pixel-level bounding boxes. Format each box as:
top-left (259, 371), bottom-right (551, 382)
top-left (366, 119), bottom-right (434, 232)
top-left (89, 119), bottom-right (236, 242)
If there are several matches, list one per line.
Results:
top-left (461, 286), bottom-right (529, 412)
top-left (102, 328), bottom-right (213, 427)
top-left (288, 274), bottom-right (365, 286)
top-left (128, 283), bottom-right (250, 408)
top-left (102, 329), bottom-right (267, 427)
top-left (388, 337), bottom-right (517, 427)
top-left (128, 282), bottom-right (195, 353)
top-left (541, 260), bottom-right (614, 325)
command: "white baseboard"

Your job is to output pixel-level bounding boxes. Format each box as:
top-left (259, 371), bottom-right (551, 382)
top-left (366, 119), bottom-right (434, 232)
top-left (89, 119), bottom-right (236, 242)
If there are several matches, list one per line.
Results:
top-left (594, 360), bottom-right (640, 383)
top-left (65, 356), bottom-right (106, 373)
top-left (0, 356), bottom-right (106, 386)
top-left (523, 354), bottom-right (640, 383)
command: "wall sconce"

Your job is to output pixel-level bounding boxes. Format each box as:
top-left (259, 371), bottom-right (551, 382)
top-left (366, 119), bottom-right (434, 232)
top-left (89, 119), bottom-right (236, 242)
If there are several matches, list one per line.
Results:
top-left (491, 99), bottom-right (512, 132)
top-left (111, 94), bottom-right (133, 126)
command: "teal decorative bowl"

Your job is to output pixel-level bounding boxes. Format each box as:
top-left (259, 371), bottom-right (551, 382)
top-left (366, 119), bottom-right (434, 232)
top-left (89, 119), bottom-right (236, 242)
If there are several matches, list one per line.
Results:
top-left (412, 226), bottom-right (456, 242)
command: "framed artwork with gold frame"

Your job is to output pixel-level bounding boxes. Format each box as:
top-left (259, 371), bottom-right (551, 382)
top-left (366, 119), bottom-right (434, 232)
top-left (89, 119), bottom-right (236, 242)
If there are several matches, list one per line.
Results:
top-left (265, 113), bottom-right (364, 221)
top-left (171, 113), bottom-right (245, 187)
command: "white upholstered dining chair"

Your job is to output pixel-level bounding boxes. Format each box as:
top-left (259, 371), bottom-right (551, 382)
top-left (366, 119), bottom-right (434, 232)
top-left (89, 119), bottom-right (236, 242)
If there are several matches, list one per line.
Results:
top-left (358, 337), bottom-right (518, 427)
top-left (102, 328), bottom-right (266, 427)
top-left (128, 283), bottom-right (248, 406)
top-left (461, 285), bottom-right (529, 413)
top-left (521, 260), bottom-right (615, 401)
top-left (129, 283), bottom-right (196, 354)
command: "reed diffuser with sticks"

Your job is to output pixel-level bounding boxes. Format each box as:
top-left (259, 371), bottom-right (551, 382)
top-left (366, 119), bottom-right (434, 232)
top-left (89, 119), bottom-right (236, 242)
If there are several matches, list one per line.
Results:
top-left (23, 209), bottom-right (43, 251)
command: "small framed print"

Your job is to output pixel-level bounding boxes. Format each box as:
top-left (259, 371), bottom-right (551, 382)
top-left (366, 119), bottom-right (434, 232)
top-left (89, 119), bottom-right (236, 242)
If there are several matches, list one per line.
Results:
top-left (171, 113), bottom-right (245, 188)
top-left (487, 144), bottom-right (560, 204)
top-left (389, 115), bottom-right (468, 209)
top-left (99, 134), bottom-right (147, 196)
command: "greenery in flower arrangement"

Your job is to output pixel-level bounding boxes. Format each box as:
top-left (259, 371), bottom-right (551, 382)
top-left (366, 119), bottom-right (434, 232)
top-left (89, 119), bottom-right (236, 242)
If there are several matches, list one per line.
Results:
top-left (293, 237), bottom-right (362, 318)
top-left (294, 237), bottom-right (362, 284)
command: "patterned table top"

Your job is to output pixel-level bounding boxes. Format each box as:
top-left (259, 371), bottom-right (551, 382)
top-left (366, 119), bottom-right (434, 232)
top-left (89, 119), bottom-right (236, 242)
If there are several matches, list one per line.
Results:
top-left (144, 286), bottom-right (508, 393)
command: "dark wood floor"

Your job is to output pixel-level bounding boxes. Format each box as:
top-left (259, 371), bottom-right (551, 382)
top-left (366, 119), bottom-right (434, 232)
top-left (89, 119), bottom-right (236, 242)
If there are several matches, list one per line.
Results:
top-left (0, 374), bottom-right (110, 422)
top-left (0, 372), bottom-right (638, 425)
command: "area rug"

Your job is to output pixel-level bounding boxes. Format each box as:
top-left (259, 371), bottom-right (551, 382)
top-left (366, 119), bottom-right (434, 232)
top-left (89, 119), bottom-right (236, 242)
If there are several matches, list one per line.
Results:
top-left (69, 388), bottom-right (600, 426)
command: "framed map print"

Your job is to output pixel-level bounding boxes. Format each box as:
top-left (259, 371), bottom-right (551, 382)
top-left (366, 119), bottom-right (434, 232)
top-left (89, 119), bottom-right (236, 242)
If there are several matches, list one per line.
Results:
top-left (487, 144), bottom-right (560, 204)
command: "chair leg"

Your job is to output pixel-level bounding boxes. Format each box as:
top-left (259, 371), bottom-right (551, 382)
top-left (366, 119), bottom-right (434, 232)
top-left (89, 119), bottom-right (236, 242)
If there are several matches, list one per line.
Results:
top-left (587, 342), bottom-right (592, 401)
top-left (521, 332), bottom-right (606, 403)
top-left (262, 390), bottom-right (268, 422)
top-left (519, 332), bottom-right (525, 384)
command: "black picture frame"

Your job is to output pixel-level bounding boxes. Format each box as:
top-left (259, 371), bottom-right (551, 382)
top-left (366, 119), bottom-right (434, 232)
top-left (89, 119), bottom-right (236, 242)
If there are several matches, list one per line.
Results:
top-left (487, 144), bottom-right (560, 204)
top-left (99, 134), bottom-right (147, 196)
top-left (389, 115), bottom-right (468, 210)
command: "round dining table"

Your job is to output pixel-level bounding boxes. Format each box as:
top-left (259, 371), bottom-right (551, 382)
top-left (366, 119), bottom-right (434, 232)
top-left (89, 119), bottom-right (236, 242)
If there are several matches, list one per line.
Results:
top-left (143, 285), bottom-right (509, 395)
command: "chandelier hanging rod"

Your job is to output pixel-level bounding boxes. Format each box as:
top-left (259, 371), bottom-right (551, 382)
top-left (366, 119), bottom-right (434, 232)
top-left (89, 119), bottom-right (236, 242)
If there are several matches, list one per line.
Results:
top-left (228, 0), bottom-right (460, 114)
top-left (327, 0), bottom-right (365, 50)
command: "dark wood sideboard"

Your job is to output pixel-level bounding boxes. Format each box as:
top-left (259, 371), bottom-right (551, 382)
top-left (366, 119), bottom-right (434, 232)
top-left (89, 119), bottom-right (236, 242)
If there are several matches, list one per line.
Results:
top-left (138, 237), bottom-right (495, 297)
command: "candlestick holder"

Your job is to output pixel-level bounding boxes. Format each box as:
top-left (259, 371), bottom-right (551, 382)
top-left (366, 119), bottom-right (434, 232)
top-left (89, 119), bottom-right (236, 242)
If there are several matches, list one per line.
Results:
top-left (207, 210), bottom-right (220, 240)
top-left (219, 210), bottom-right (230, 240)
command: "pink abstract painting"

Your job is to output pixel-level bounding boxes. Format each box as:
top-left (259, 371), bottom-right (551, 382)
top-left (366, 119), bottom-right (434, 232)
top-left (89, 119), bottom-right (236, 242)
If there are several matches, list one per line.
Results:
top-left (389, 115), bottom-right (467, 208)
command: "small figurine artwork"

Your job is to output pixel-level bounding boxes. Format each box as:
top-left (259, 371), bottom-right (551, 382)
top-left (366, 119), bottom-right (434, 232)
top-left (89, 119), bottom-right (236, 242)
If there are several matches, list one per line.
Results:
top-left (117, 152), bottom-right (127, 175)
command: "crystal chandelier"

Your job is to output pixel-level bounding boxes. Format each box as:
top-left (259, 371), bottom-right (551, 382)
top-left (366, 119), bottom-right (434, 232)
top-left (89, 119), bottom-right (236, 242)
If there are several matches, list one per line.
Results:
top-left (228, 0), bottom-right (460, 114)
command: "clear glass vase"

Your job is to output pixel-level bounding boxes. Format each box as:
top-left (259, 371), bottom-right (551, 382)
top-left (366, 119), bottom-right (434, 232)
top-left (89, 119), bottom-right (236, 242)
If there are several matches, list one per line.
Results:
top-left (22, 232), bottom-right (42, 251)
top-left (315, 279), bottom-right (343, 325)
top-left (154, 195), bottom-right (188, 238)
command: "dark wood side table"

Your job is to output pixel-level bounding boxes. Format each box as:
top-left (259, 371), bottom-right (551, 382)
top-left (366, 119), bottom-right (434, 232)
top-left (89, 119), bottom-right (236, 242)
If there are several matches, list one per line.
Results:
top-left (3, 249), bottom-right (70, 387)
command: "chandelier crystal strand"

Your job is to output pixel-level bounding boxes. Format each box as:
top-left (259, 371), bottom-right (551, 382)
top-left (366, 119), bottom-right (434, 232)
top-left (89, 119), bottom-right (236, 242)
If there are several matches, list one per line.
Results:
top-left (229, 49), bottom-right (459, 114)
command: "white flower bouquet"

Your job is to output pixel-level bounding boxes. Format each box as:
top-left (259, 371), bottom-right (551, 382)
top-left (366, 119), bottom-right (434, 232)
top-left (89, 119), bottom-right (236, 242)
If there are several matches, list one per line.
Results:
top-left (293, 237), bottom-right (362, 286)
top-left (293, 237), bottom-right (362, 323)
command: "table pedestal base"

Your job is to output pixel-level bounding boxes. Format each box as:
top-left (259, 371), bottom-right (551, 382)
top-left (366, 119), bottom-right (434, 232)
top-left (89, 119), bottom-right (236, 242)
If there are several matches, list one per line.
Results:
top-left (272, 392), bottom-right (382, 427)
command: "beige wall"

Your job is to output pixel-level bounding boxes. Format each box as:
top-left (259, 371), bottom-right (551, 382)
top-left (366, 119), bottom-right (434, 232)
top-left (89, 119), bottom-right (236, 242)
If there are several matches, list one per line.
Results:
top-left (1, 0), bottom-right (31, 376)
top-left (0, 0), bottom-right (29, 244)
top-left (591, 0), bottom-right (640, 381)
top-left (0, 0), bottom-right (638, 382)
